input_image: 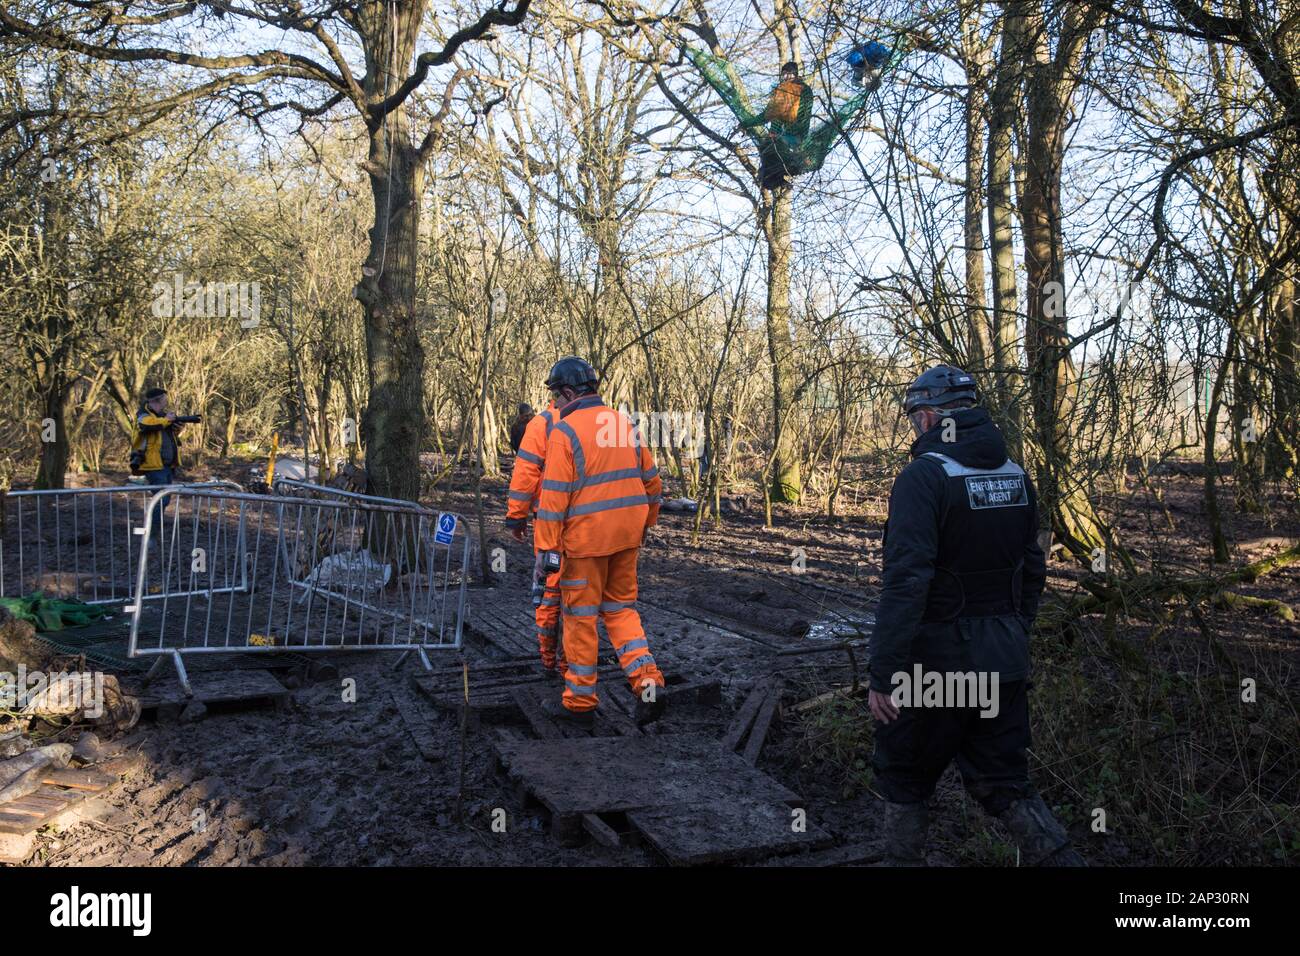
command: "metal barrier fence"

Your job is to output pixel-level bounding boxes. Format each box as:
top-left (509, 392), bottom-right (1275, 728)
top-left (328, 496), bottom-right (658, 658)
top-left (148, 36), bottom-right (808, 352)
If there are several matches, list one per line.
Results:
top-left (128, 486), bottom-right (470, 693)
top-left (0, 481), bottom-right (244, 605)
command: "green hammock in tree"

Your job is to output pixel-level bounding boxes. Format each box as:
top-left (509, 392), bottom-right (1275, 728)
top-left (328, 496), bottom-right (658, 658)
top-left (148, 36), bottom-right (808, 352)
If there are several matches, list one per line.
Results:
top-left (685, 40), bottom-right (907, 189)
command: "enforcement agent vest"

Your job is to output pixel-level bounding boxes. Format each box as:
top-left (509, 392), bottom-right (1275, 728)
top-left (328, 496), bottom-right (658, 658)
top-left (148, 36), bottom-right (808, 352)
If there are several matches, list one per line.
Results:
top-left (916, 452), bottom-right (1034, 623)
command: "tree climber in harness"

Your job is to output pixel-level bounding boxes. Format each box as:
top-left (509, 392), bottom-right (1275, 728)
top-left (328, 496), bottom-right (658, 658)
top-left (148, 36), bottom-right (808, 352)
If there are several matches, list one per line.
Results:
top-left (741, 62), bottom-right (815, 188)
top-left (684, 35), bottom-right (905, 190)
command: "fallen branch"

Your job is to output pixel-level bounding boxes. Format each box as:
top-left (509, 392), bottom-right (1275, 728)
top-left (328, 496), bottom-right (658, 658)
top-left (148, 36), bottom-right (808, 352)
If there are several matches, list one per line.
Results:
top-left (1040, 540), bottom-right (1300, 626)
top-left (1211, 591), bottom-right (1296, 622)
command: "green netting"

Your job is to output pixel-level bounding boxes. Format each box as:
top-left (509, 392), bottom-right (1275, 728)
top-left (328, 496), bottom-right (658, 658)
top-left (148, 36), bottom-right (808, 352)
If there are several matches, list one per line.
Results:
top-left (0, 592), bottom-right (110, 631)
top-left (684, 38), bottom-right (909, 187)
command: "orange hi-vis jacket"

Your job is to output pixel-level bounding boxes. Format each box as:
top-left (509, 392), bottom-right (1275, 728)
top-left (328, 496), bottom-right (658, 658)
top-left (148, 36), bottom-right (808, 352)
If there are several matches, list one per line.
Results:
top-left (534, 395), bottom-right (662, 557)
top-left (505, 402), bottom-right (558, 536)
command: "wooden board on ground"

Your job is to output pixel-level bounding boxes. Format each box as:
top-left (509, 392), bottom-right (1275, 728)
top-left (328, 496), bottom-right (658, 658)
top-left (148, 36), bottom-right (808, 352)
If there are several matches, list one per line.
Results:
top-left (754, 839), bottom-right (884, 867)
top-left (627, 795), bottom-right (831, 865)
top-left (388, 685), bottom-right (444, 762)
top-left (663, 676), bottom-right (722, 707)
top-left (130, 667), bottom-right (288, 712)
top-left (0, 764), bottom-right (121, 835)
top-left (410, 669), bottom-right (547, 721)
top-left (494, 733), bottom-right (822, 864)
top-left (741, 679), bottom-right (783, 765)
top-left (463, 592), bottom-right (543, 660)
top-left (494, 733), bottom-right (802, 816)
top-left (722, 678), bottom-right (772, 752)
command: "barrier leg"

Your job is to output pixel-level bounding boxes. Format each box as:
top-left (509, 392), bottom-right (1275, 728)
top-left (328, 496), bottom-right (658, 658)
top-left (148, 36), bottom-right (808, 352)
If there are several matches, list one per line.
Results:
top-left (140, 650), bottom-right (193, 698)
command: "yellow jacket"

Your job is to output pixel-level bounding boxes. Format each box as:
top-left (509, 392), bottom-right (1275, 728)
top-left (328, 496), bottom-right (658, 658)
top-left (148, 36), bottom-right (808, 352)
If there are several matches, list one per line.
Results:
top-left (131, 410), bottom-right (182, 472)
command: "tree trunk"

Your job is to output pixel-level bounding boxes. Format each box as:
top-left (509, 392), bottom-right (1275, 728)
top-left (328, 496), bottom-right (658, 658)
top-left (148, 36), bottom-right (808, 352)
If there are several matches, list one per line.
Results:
top-left (1268, 271), bottom-right (1298, 478)
top-left (1018, 3), bottom-right (1104, 559)
top-left (986, 3), bottom-right (1026, 458)
top-left (355, 2), bottom-right (427, 504)
top-left (764, 186), bottom-right (801, 503)
top-left (35, 379), bottom-right (70, 490)
top-left (961, 2), bottom-right (993, 377)
top-left (1205, 329), bottom-right (1236, 564)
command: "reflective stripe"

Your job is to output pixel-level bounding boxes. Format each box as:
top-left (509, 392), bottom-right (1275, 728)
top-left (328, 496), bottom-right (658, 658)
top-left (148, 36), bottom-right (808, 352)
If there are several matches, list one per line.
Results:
top-left (921, 453), bottom-right (1026, 479)
top-left (581, 467), bottom-right (643, 487)
top-left (642, 466), bottom-right (659, 481)
top-left (542, 478), bottom-right (576, 492)
top-left (600, 600), bottom-right (635, 613)
top-left (535, 509), bottom-right (565, 522)
top-left (540, 597), bottom-right (560, 607)
top-left (516, 448), bottom-right (542, 465)
top-left (563, 603), bottom-right (600, 617)
top-left (566, 662), bottom-right (598, 677)
top-left (622, 654), bottom-right (656, 675)
top-left (618, 638), bottom-right (649, 655)
top-left (508, 490), bottom-right (533, 500)
top-left (537, 628), bottom-right (557, 638)
top-left (647, 495), bottom-right (661, 505)
top-left (555, 421), bottom-right (585, 481)
top-left (568, 494), bottom-right (648, 517)
top-left (559, 578), bottom-right (587, 587)
top-left (565, 680), bottom-right (598, 696)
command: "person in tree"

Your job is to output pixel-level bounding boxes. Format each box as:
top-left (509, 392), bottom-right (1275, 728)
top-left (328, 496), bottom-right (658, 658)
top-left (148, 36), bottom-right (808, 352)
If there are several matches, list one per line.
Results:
top-left (743, 61), bottom-right (814, 143)
top-left (686, 41), bottom-right (902, 190)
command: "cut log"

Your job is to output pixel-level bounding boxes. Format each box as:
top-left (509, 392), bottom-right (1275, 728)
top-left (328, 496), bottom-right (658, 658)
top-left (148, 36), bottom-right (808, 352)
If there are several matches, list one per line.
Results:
top-left (0, 744), bottom-right (73, 803)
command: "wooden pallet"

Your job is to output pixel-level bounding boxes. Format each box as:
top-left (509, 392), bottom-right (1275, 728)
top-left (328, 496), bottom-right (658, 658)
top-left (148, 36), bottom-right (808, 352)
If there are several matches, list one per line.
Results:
top-left (129, 668), bottom-right (289, 714)
top-left (410, 661), bottom-right (552, 721)
top-left (463, 592), bottom-right (543, 660)
top-left (0, 767), bottom-right (119, 835)
top-left (492, 733), bottom-right (831, 865)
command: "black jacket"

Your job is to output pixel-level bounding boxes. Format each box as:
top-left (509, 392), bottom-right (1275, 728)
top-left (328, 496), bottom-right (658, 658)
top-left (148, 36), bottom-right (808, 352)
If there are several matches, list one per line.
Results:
top-left (869, 407), bottom-right (1046, 691)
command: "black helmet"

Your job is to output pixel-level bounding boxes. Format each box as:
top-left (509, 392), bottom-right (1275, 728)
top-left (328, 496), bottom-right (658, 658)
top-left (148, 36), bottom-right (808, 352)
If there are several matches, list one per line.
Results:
top-left (545, 356), bottom-right (599, 392)
top-left (903, 365), bottom-right (979, 414)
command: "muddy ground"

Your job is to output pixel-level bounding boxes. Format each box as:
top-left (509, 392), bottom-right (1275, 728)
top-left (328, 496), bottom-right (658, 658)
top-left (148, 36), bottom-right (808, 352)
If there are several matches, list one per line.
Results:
top-left (7, 454), bottom-right (1299, 867)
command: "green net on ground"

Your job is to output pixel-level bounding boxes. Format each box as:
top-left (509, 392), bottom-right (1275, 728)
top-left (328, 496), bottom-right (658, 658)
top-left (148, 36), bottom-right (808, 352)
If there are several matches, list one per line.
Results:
top-left (0, 592), bottom-right (111, 632)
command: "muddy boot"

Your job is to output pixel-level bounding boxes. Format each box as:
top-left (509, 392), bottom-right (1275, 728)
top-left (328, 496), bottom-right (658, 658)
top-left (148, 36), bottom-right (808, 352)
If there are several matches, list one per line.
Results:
top-left (541, 698), bottom-right (595, 731)
top-left (633, 683), bottom-right (668, 727)
top-left (881, 801), bottom-right (929, 866)
top-left (997, 794), bottom-right (1086, 866)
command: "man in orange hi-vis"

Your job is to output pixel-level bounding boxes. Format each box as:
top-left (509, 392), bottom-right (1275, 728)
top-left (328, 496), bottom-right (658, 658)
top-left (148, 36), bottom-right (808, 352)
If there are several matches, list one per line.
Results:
top-left (533, 357), bottom-right (667, 728)
top-left (504, 399), bottom-right (566, 676)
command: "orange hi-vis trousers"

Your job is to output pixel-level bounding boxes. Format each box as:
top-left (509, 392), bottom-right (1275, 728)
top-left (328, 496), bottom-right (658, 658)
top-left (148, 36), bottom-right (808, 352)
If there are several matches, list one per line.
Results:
top-left (536, 569), bottom-right (566, 673)
top-left (558, 547), bottom-right (664, 712)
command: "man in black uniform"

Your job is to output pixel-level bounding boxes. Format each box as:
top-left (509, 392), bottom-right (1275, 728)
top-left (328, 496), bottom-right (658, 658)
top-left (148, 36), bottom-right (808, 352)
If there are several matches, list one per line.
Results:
top-left (868, 365), bottom-right (1084, 866)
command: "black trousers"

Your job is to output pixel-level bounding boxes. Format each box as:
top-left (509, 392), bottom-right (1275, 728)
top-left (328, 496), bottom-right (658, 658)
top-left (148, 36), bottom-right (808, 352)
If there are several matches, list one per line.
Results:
top-left (872, 679), bottom-right (1032, 814)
